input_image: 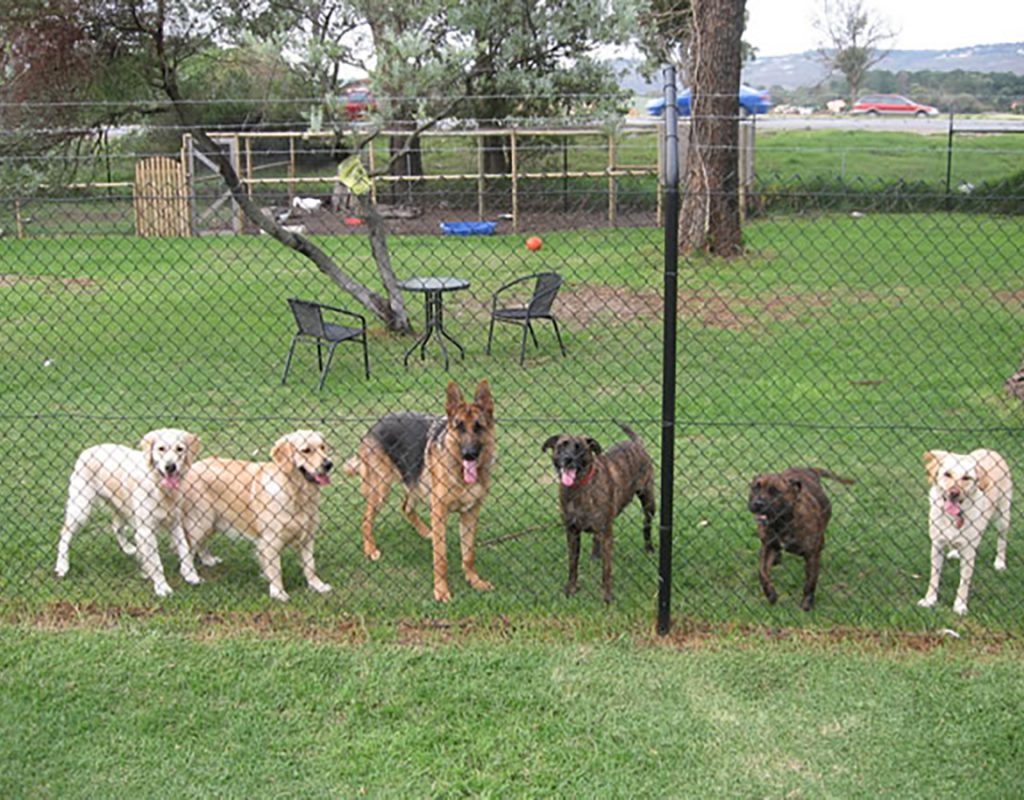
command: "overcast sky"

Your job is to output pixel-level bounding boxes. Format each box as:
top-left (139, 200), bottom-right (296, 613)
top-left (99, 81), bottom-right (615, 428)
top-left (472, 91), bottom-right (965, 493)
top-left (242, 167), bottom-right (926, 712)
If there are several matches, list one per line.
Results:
top-left (745, 0), bottom-right (1024, 56)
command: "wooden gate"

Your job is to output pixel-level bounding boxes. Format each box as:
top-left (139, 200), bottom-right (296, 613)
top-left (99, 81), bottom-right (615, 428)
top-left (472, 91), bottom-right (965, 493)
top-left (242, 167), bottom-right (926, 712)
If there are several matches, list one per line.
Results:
top-left (134, 156), bottom-right (190, 237)
top-left (183, 134), bottom-right (244, 236)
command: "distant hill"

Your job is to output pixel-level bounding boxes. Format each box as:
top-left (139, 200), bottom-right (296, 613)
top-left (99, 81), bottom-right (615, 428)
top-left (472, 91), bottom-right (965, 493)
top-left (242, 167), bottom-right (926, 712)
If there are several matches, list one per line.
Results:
top-left (745, 42), bottom-right (1024, 89)
top-left (615, 42), bottom-right (1024, 94)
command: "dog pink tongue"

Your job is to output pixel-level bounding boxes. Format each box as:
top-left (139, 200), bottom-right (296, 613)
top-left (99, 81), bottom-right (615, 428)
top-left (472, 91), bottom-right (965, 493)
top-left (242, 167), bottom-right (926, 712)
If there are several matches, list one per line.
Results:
top-left (314, 474), bottom-right (331, 486)
top-left (463, 459), bottom-right (478, 484)
top-left (560, 468), bottom-right (577, 487)
top-left (161, 474), bottom-right (180, 490)
top-left (944, 500), bottom-right (962, 517)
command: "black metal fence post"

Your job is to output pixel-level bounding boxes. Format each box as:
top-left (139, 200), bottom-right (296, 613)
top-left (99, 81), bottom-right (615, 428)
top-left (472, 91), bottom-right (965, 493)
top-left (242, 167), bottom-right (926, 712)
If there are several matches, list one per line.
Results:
top-left (657, 66), bottom-right (680, 635)
top-left (945, 111), bottom-right (955, 209)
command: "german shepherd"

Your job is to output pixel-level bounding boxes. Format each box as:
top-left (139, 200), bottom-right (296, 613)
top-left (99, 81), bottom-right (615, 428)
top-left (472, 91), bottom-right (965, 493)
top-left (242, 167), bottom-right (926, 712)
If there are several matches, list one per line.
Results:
top-left (344, 380), bottom-right (497, 602)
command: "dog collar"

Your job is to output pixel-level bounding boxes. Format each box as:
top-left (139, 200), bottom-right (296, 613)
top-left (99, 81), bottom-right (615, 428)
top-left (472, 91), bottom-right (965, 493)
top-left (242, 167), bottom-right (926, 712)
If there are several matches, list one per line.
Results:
top-left (576, 464), bottom-right (597, 487)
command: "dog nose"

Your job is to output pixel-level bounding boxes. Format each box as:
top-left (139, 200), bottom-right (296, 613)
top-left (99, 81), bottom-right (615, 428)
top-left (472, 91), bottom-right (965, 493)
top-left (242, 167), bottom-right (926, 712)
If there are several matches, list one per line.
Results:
top-left (322, 459), bottom-right (333, 473)
top-left (461, 445), bottom-right (480, 461)
top-left (164, 463), bottom-right (177, 475)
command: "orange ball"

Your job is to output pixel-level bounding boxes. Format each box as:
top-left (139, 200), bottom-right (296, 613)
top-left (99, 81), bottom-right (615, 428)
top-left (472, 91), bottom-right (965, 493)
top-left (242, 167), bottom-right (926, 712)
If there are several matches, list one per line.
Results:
top-left (525, 236), bottom-right (543, 251)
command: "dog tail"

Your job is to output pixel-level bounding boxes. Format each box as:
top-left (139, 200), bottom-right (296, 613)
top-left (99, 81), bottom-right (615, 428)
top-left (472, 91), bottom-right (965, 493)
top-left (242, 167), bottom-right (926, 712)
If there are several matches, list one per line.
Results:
top-left (342, 455), bottom-right (362, 479)
top-left (614, 420), bottom-right (642, 443)
top-left (808, 467), bottom-right (855, 486)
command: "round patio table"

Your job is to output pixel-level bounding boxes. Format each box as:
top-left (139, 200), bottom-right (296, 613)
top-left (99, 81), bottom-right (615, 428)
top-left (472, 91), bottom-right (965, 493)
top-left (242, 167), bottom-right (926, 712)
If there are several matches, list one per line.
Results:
top-left (398, 276), bottom-right (470, 369)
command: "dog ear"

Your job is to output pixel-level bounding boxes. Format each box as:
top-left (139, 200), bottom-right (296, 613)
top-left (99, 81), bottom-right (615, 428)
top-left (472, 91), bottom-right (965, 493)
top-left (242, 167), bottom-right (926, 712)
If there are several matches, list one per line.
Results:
top-left (271, 436), bottom-right (296, 472)
top-left (139, 431), bottom-right (156, 468)
top-left (474, 379), bottom-right (494, 419)
top-left (975, 464), bottom-right (992, 493)
top-left (542, 435), bottom-right (561, 452)
top-left (923, 450), bottom-right (946, 484)
top-left (788, 477), bottom-right (802, 493)
top-left (184, 433), bottom-right (201, 467)
top-left (445, 381), bottom-right (465, 419)
top-left (586, 437), bottom-right (602, 455)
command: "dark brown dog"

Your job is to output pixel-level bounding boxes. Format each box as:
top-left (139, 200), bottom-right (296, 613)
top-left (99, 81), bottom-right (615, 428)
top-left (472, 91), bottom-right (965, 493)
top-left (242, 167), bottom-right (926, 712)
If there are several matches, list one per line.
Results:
top-left (542, 423), bottom-right (655, 603)
top-left (748, 467), bottom-right (854, 611)
top-left (344, 380), bottom-right (496, 603)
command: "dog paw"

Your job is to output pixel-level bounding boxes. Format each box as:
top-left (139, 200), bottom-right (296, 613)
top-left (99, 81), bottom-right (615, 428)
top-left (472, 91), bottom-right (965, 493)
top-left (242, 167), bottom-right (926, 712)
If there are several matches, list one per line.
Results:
top-left (198, 553), bottom-right (222, 567)
top-left (309, 580), bottom-right (333, 594)
top-left (182, 573), bottom-right (204, 586)
top-left (764, 589), bottom-right (778, 605)
top-left (54, 564), bottom-right (68, 579)
top-left (153, 582), bottom-right (174, 598)
top-left (365, 547), bottom-right (382, 562)
top-left (953, 599), bottom-right (969, 615)
top-left (269, 587), bottom-right (290, 602)
top-left (917, 597), bottom-right (937, 609)
top-left (564, 583), bottom-right (579, 597)
top-left (995, 557), bottom-right (1007, 571)
top-left (434, 586), bottom-right (453, 603)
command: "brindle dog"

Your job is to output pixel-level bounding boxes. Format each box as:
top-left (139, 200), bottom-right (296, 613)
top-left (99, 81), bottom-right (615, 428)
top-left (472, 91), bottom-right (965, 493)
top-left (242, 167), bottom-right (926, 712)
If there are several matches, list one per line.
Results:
top-left (542, 423), bottom-right (655, 603)
top-left (748, 467), bottom-right (854, 611)
top-left (344, 380), bottom-right (496, 602)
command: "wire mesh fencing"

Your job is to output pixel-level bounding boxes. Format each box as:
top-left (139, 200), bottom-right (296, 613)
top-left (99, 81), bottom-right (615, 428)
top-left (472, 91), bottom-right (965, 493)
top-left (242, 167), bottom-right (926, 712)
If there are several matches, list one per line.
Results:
top-left (2, 103), bottom-right (1023, 634)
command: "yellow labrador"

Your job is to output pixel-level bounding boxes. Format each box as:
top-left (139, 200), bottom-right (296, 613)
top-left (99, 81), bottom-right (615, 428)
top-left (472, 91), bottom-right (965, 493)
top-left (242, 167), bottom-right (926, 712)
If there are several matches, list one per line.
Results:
top-left (180, 430), bottom-right (334, 601)
top-left (55, 428), bottom-right (202, 597)
top-left (919, 449), bottom-right (1012, 615)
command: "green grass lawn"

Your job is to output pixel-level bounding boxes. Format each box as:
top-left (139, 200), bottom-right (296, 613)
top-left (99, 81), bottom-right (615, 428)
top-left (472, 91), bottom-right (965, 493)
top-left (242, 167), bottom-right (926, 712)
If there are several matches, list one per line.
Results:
top-left (3, 206), bottom-right (1023, 799)
top-left (2, 212), bottom-right (1024, 636)
top-left (2, 624), bottom-right (1022, 798)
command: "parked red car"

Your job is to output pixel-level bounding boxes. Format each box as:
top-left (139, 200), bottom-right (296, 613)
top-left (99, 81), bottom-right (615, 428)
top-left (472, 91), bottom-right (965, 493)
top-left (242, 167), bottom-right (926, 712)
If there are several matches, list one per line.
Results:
top-left (343, 85), bottom-right (376, 120)
top-left (850, 94), bottom-right (939, 117)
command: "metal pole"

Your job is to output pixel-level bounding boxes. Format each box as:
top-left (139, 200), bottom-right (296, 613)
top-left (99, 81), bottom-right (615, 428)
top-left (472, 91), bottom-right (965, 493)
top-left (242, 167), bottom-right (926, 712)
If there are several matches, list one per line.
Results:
top-left (945, 112), bottom-right (955, 210)
top-left (657, 65), bottom-right (680, 635)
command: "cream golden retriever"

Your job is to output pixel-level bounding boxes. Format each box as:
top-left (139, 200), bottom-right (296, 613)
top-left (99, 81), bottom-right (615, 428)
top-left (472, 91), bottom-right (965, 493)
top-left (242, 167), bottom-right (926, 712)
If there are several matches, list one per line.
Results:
top-left (55, 428), bottom-right (202, 597)
top-left (180, 430), bottom-right (334, 601)
top-left (919, 449), bottom-right (1012, 615)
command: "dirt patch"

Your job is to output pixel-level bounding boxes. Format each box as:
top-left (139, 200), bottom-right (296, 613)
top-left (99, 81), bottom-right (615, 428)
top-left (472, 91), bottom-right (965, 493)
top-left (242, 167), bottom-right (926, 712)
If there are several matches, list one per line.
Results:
top-left (0, 274), bottom-right (100, 292)
top-left (555, 284), bottom-right (832, 332)
top-left (13, 601), bottom-right (1018, 654)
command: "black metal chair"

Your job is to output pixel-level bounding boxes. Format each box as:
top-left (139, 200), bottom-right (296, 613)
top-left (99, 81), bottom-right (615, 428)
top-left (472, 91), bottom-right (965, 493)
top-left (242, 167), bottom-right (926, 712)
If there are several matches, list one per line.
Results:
top-left (486, 272), bottom-right (567, 365)
top-left (281, 298), bottom-right (370, 389)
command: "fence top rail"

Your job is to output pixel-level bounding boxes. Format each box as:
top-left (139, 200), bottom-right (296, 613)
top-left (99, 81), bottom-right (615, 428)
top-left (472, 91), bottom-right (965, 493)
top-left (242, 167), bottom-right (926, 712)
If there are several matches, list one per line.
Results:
top-left (192, 124), bottom-right (667, 142)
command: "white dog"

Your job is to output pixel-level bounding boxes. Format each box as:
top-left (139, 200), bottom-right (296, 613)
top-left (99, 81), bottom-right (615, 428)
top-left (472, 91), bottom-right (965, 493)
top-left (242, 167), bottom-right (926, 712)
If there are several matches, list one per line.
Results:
top-left (919, 449), bottom-right (1012, 615)
top-left (55, 428), bottom-right (202, 597)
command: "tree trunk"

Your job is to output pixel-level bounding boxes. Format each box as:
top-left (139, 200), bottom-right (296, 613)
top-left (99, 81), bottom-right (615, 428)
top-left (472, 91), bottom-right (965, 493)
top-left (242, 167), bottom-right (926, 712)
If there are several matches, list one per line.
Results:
top-left (481, 135), bottom-right (508, 175)
top-left (189, 129), bottom-right (412, 333)
top-left (142, 10), bottom-right (412, 333)
top-left (678, 0), bottom-right (746, 256)
top-left (388, 131), bottom-right (424, 177)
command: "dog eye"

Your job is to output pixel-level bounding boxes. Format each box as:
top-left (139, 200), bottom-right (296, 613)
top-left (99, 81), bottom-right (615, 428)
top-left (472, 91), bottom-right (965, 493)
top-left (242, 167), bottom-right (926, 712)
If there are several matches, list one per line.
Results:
top-left (455, 421), bottom-right (466, 433)
top-left (473, 422), bottom-right (484, 434)
top-left (300, 447), bottom-right (312, 454)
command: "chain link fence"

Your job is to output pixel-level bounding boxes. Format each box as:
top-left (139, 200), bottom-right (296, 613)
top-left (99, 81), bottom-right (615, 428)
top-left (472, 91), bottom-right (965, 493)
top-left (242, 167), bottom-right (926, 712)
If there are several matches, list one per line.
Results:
top-left (3, 96), bottom-right (1023, 633)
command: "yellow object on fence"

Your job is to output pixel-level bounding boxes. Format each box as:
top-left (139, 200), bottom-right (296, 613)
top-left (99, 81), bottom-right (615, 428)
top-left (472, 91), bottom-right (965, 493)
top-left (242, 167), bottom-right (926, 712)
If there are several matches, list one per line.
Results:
top-left (134, 156), bottom-right (190, 237)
